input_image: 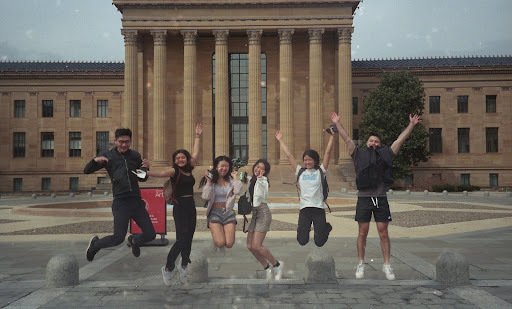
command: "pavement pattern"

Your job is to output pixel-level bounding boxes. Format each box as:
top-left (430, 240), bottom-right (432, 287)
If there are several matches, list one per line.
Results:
top-left (0, 190), bottom-right (511, 308)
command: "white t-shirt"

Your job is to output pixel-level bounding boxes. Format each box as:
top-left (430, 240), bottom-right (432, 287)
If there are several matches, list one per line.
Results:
top-left (295, 164), bottom-right (327, 210)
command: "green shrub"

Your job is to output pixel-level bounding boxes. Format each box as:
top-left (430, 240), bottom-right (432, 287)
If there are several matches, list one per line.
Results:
top-left (432, 184), bottom-right (456, 192)
top-left (456, 184), bottom-right (481, 192)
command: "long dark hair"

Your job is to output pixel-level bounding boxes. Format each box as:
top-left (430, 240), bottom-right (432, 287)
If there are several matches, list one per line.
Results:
top-left (172, 149), bottom-right (194, 173)
top-left (198, 155), bottom-right (234, 188)
top-left (249, 159), bottom-right (271, 200)
top-left (302, 149), bottom-right (320, 169)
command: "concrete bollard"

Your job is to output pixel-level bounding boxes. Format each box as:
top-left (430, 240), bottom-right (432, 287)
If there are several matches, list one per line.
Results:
top-left (46, 254), bottom-right (79, 287)
top-left (69, 193), bottom-right (75, 198)
top-left (104, 191), bottom-right (109, 197)
top-left (436, 251), bottom-right (470, 285)
top-left (51, 193), bottom-right (56, 198)
top-left (304, 248), bottom-right (336, 283)
top-left (406, 190), bottom-right (411, 195)
top-left (484, 191), bottom-right (489, 197)
top-left (424, 190), bottom-right (429, 195)
top-left (443, 190), bottom-right (448, 196)
top-left (463, 191), bottom-right (468, 196)
top-left (388, 189), bottom-right (393, 195)
top-left (31, 194), bottom-right (37, 199)
top-left (187, 251), bottom-right (208, 283)
top-left (87, 192), bottom-right (92, 198)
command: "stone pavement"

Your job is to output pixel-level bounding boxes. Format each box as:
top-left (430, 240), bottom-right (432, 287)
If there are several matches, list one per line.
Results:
top-left (0, 191), bottom-right (511, 308)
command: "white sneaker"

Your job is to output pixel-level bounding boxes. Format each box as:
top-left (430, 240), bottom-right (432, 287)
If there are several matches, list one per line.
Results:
top-left (273, 261), bottom-right (284, 281)
top-left (382, 264), bottom-right (396, 280)
top-left (265, 266), bottom-right (273, 283)
top-left (161, 266), bottom-right (172, 286)
top-left (355, 263), bottom-right (365, 279)
top-left (177, 264), bottom-right (188, 284)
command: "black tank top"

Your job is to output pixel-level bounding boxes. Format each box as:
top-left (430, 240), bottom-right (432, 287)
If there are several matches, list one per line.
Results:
top-left (171, 167), bottom-right (195, 197)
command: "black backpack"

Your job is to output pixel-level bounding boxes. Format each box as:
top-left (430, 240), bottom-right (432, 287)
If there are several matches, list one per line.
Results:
top-left (296, 167), bottom-right (331, 213)
top-left (355, 146), bottom-right (394, 190)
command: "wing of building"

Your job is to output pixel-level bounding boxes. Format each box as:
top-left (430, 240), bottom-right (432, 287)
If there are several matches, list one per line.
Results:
top-left (0, 0), bottom-right (510, 192)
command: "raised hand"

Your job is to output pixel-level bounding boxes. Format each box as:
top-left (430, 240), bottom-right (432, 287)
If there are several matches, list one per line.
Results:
top-left (330, 112), bottom-right (340, 123)
top-left (195, 123), bottom-right (203, 136)
top-left (275, 130), bottom-right (283, 141)
top-left (409, 114), bottom-right (422, 126)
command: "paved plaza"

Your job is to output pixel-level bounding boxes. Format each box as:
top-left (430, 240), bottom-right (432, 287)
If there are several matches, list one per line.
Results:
top-left (0, 191), bottom-right (511, 308)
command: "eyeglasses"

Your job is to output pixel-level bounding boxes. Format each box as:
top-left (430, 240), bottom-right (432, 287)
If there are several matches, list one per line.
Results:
top-left (116, 139), bottom-right (131, 145)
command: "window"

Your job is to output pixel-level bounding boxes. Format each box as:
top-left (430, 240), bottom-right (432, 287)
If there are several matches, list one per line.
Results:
top-left (69, 132), bottom-right (81, 157)
top-left (42, 178), bottom-right (51, 191)
top-left (429, 96), bottom-right (440, 113)
top-left (69, 177), bottom-right (79, 191)
top-left (457, 128), bottom-right (470, 153)
top-left (13, 178), bottom-right (23, 192)
top-left (14, 100), bottom-right (25, 118)
top-left (489, 174), bottom-right (498, 187)
top-left (96, 131), bottom-right (110, 156)
top-left (486, 127), bottom-right (498, 153)
top-left (352, 97), bottom-right (358, 115)
top-left (213, 53), bottom-right (267, 161)
top-left (486, 95), bottom-right (496, 113)
top-left (97, 177), bottom-right (107, 184)
top-left (97, 100), bottom-right (108, 118)
top-left (42, 100), bottom-right (53, 117)
top-left (461, 174), bottom-right (470, 185)
top-left (41, 132), bottom-right (54, 157)
top-left (457, 95), bottom-right (468, 113)
top-left (13, 132), bottom-right (26, 157)
top-left (70, 100), bottom-right (81, 117)
top-left (429, 128), bottom-right (442, 153)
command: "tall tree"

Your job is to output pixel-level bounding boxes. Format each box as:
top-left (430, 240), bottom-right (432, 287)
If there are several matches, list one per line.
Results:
top-left (360, 71), bottom-right (430, 180)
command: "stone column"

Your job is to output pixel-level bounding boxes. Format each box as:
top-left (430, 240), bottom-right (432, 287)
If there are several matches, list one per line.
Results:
top-left (150, 30), bottom-right (167, 165)
top-left (337, 28), bottom-right (354, 163)
top-left (278, 29), bottom-right (294, 165)
top-left (121, 30), bottom-right (138, 148)
top-left (182, 30), bottom-right (198, 151)
top-left (308, 29), bottom-right (324, 152)
top-left (213, 30), bottom-right (230, 157)
top-left (247, 29), bottom-right (263, 165)
top-left (137, 38), bottom-right (144, 151)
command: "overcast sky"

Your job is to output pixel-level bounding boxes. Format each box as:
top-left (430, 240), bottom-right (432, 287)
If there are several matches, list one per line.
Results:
top-left (0, 0), bottom-right (511, 62)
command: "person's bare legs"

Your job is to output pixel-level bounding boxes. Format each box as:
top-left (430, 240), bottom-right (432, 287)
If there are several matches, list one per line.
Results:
top-left (357, 222), bottom-right (370, 264)
top-left (376, 221), bottom-right (391, 264)
top-left (223, 223), bottom-right (236, 248)
top-left (209, 222), bottom-right (226, 248)
top-left (247, 231), bottom-right (277, 267)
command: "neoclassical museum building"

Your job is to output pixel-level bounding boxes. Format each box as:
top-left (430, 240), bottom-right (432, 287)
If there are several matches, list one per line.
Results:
top-left (0, 0), bottom-right (511, 193)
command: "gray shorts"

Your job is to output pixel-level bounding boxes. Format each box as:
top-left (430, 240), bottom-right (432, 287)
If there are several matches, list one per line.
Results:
top-left (248, 203), bottom-right (272, 233)
top-left (208, 208), bottom-right (237, 227)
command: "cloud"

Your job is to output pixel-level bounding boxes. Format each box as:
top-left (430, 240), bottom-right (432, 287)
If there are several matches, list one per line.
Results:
top-left (386, 42), bottom-right (393, 48)
top-left (432, 27), bottom-right (439, 33)
top-left (25, 30), bottom-right (33, 40)
top-left (56, 0), bottom-right (61, 7)
top-left (103, 32), bottom-right (111, 39)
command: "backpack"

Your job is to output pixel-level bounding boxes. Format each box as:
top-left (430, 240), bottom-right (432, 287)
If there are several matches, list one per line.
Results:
top-left (296, 167), bottom-right (331, 213)
top-left (355, 147), bottom-right (393, 190)
top-left (162, 168), bottom-right (181, 205)
top-left (237, 191), bottom-right (253, 233)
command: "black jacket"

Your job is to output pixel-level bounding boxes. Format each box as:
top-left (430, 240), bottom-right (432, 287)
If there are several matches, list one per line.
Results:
top-left (83, 148), bottom-right (148, 197)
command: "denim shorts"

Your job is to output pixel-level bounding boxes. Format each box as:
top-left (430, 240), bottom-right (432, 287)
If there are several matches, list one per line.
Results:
top-left (208, 208), bottom-right (237, 227)
top-left (248, 203), bottom-right (272, 233)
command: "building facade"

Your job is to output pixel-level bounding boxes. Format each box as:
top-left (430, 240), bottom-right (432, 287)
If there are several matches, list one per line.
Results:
top-left (0, 0), bottom-right (510, 192)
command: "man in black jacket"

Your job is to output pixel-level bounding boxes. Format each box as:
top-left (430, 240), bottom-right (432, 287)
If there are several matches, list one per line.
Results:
top-left (84, 128), bottom-right (156, 261)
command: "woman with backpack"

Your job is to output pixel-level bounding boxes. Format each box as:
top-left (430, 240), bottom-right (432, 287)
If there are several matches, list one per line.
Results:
top-left (143, 123), bottom-right (203, 286)
top-left (200, 156), bottom-right (242, 250)
top-left (275, 128), bottom-right (335, 247)
top-left (244, 159), bottom-right (284, 282)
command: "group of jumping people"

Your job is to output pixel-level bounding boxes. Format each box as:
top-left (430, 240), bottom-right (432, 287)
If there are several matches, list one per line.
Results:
top-left (84, 111), bottom-right (422, 284)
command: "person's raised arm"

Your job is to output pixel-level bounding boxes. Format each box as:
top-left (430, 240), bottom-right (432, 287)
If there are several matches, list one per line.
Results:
top-left (143, 159), bottom-right (176, 178)
top-left (191, 123), bottom-right (203, 167)
top-left (390, 114), bottom-right (422, 155)
top-left (275, 130), bottom-right (298, 171)
top-left (322, 132), bottom-right (335, 171)
top-left (330, 112), bottom-right (356, 156)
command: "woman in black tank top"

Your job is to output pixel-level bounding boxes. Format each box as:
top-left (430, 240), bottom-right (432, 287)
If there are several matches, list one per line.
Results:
top-left (144, 123), bottom-right (202, 285)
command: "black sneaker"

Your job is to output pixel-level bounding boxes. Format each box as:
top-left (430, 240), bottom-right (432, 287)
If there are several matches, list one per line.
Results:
top-left (326, 222), bottom-right (333, 235)
top-left (128, 235), bottom-right (140, 257)
top-left (86, 236), bottom-right (99, 262)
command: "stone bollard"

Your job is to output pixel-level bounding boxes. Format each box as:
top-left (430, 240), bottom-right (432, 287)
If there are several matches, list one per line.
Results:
top-left (484, 191), bottom-right (489, 197)
top-left (51, 193), bottom-right (56, 198)
top-left (424, 190), bottom-right (429, 195)
top-left (104, 191), bottom-right (109, 197)
top-left (87, 192), bottom-right (92, 198)
top-left (388, 189), bottom-right (393, 195)
top-left (304, 248), bottom-right (336, 283)
top-left (406, 190), bottom-right (411, 195)
top-left (436, 251), bottom-right (470, 285)
top-left (187, 251), bottom-right (208, 283)
top-left (69, 192), bottom-right (75, 198)
top-left (463, 191), bottom-right (468, 196)
top-left (31, 194), bottom-right (37, 199)
top-left (443, 190), bottom-right (448, 196)
top-left (46, 254), bottom-right (79, 287)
